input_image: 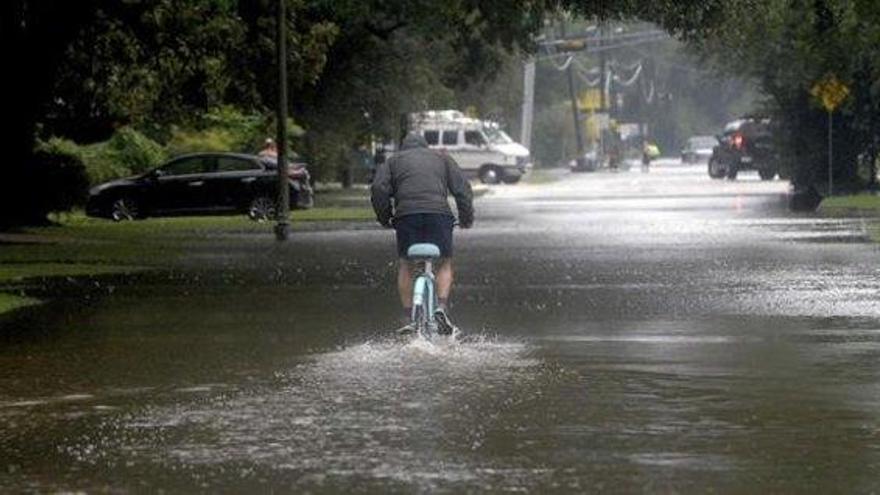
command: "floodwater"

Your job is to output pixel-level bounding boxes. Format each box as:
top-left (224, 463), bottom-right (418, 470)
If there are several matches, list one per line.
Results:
top-left (2, 163), bottom-right (880, 493)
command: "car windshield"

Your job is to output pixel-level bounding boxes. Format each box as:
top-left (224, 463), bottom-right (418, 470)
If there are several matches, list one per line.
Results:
top-left (483, 126), bottom-right (514, 145)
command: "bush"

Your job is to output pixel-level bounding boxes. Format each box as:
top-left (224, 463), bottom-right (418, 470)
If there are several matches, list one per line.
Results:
top-left (39, 127), bottom-right (166, 185)
top-left (25, 149), bottom-right (90, 215)
top-left (165, 126), bottom-right (241, 155)
top-left (39, 138), bottom-right (126, 185)
top-left (166, 106), bottom-right (305, 157)
top-left (107, 127), bottom-right (167, 175)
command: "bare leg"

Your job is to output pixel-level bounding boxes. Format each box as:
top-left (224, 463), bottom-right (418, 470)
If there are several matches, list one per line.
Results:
top-left (436, 258), bottom-right (453, 304)
top-left (397, 259), bottom-right (414, 309)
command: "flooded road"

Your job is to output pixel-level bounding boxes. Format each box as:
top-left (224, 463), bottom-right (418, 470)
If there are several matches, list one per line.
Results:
top-left (3, 164), bottom-right (880, 492)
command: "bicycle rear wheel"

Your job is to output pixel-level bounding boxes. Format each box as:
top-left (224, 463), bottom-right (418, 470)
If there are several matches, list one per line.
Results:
top-left (411, 303), bottom-right (433, 339)
top-left (411, 271), bottom-right (443, 340)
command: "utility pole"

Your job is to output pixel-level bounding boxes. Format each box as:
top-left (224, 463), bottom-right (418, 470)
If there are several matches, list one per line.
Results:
top-left (560, 19), bottom-right (586, 168)
top-left (274, 0), bottom-right (290, 241)
top-left (599, 24), bottom-right (607, 112)
top-left (520, 57), bottom-right (536, 151)
top-left (637, 58), bottom-right (649, 148)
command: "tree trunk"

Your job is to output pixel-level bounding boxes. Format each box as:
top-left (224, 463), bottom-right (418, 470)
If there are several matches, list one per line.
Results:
top-left (1, 0), bottom-right (97, 228)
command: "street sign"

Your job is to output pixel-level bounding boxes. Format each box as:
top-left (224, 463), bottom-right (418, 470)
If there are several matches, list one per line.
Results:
top-left (810, 74), bottom-right (849, 196)
top-left (811, 74), bottom-right (849, 112)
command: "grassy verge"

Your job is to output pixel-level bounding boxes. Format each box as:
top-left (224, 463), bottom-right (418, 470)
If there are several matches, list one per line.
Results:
top-left (314, 187), bottom-right (371, 208)
top-left (0, 263), bottom-right (137, 284)
top-left (819, 193), bottom-right (880, 242)
top-left (0, 206), bottom-right (373, 315)
top-left (820, 194), bottom-right (880, 212)
top-left (523, 168), bottom-right (563, 185)
top-left (0, 293), bottom-right (41, 314)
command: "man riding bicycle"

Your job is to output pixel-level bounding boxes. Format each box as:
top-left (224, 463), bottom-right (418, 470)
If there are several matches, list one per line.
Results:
top-left (371, 132), bottom-right (474, 335)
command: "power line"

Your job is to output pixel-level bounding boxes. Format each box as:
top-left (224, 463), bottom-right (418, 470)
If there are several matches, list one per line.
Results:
top-left (537, 36), bottom-right (672, 63)
top-left (630, 47), bottom-right (713, 75)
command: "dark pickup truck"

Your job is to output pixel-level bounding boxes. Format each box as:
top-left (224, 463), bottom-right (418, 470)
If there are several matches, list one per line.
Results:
top-left (708, 117), bottom-right (778, 180)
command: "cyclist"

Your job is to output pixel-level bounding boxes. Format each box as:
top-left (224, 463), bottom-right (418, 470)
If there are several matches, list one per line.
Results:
top-left (371, 132), bottom-right (474, 335)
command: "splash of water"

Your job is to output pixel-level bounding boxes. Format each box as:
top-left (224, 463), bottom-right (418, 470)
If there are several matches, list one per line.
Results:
top-left (64, 332), bottom-right (551, 491)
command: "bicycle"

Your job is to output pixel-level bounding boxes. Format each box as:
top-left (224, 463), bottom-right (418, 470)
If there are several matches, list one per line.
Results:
top-left (405, 242), bottom-right (455, 341)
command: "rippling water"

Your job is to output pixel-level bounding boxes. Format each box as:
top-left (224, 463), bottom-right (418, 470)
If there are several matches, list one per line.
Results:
top-left (43, 335), bottom-right (567, 492)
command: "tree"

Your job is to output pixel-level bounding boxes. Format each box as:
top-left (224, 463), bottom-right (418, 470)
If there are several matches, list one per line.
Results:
top-left (0, 0), bottom-right (743, 226)
top-left (689, 0), bottom-right (880, 190)
top-left (2, 0), bottom-right (99, 227)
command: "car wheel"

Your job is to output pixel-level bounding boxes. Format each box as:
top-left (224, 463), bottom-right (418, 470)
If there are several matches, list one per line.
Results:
top-left (248, 195), bottom-right (277, 222)
top-left (758, 168), bottom-right (776, 181)
top-left (726, 167), bottom-right (738, 180)
top-left (479, 166), bottom-right (501, 184)
top-left (708, 158), bottom-right (725, 179)
top-left (110, 197), bottom-right (140, 221)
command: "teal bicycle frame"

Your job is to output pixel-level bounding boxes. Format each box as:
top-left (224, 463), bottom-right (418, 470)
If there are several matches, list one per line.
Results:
top-left (407, 243), bottom-right (441, 339)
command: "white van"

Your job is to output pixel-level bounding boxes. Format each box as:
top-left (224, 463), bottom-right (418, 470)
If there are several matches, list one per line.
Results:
top-left (409, 110), bottom-right (531, 184)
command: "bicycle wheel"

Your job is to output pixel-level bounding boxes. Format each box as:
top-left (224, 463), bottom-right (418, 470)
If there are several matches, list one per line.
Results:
top-left (411, 275), bottom-right (436, 340)
top-left (410, 303), bottom-right (427, 339)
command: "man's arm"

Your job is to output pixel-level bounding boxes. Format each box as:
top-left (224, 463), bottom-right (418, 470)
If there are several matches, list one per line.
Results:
top-left (445, 155), bottom-right (474, 228)
top-left (370, 158), bottom-right (394, 227)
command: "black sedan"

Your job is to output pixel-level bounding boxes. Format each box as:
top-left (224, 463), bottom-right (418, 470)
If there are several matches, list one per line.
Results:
top-left (86, 152), bottom-right (313, 221)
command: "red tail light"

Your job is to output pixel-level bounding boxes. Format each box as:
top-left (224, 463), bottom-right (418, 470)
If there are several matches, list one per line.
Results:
top-left (732, 133), bottom-right (744, 149)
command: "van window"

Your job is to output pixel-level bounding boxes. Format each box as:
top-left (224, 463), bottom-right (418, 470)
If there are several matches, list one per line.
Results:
top-left (442, 131), bottom-right (459, 146)
top-left (423, 130), bottom-right (439, 145)
top-left (464, 131), bottom-right (486, 146)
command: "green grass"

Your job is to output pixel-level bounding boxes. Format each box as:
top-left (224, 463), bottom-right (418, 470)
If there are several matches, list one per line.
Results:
top-left (0, 263), bottom-right (138, 283)
top-left (0, 206), bottom-right (373, 315)
top-left (820, 194), bottom-right (880, 212)
top-left (523, 168), bottom-right (563, 185)
top-left (819, 193), bottom-right (880, 242)
top-left (0, 293), bottom-right (41, 314)
top-left (47, 206), bottom-right (373, 233)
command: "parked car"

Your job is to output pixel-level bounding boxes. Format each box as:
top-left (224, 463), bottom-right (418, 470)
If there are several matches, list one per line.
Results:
top-left (708, 117), bottom-right (778, 180)
top-left (86, 152), bottom-right (313, 221)
top-left (680, 135), bottom-right (718, 164)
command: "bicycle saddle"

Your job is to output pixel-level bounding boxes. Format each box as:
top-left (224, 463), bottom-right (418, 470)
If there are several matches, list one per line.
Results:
top-left (407, 243), bottom-right (441, 259)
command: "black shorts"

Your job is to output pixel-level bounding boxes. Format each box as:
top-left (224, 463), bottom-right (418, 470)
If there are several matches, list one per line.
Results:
top-left (395, 213), bottom-right (455, 258)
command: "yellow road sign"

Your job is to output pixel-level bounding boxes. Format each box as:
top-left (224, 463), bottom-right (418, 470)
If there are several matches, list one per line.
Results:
top-left (811, 74), bottom-right (850, 112)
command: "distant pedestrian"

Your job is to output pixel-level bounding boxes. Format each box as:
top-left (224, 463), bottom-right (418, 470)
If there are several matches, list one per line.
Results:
top-left (642, 140), bottom-right (659, 172)
top-left (259, 138), bottom-right (278, 160)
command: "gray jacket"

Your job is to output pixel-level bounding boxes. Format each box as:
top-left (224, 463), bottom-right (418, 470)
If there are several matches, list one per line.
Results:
top-left (371, 133), bottom-right (474, 227)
